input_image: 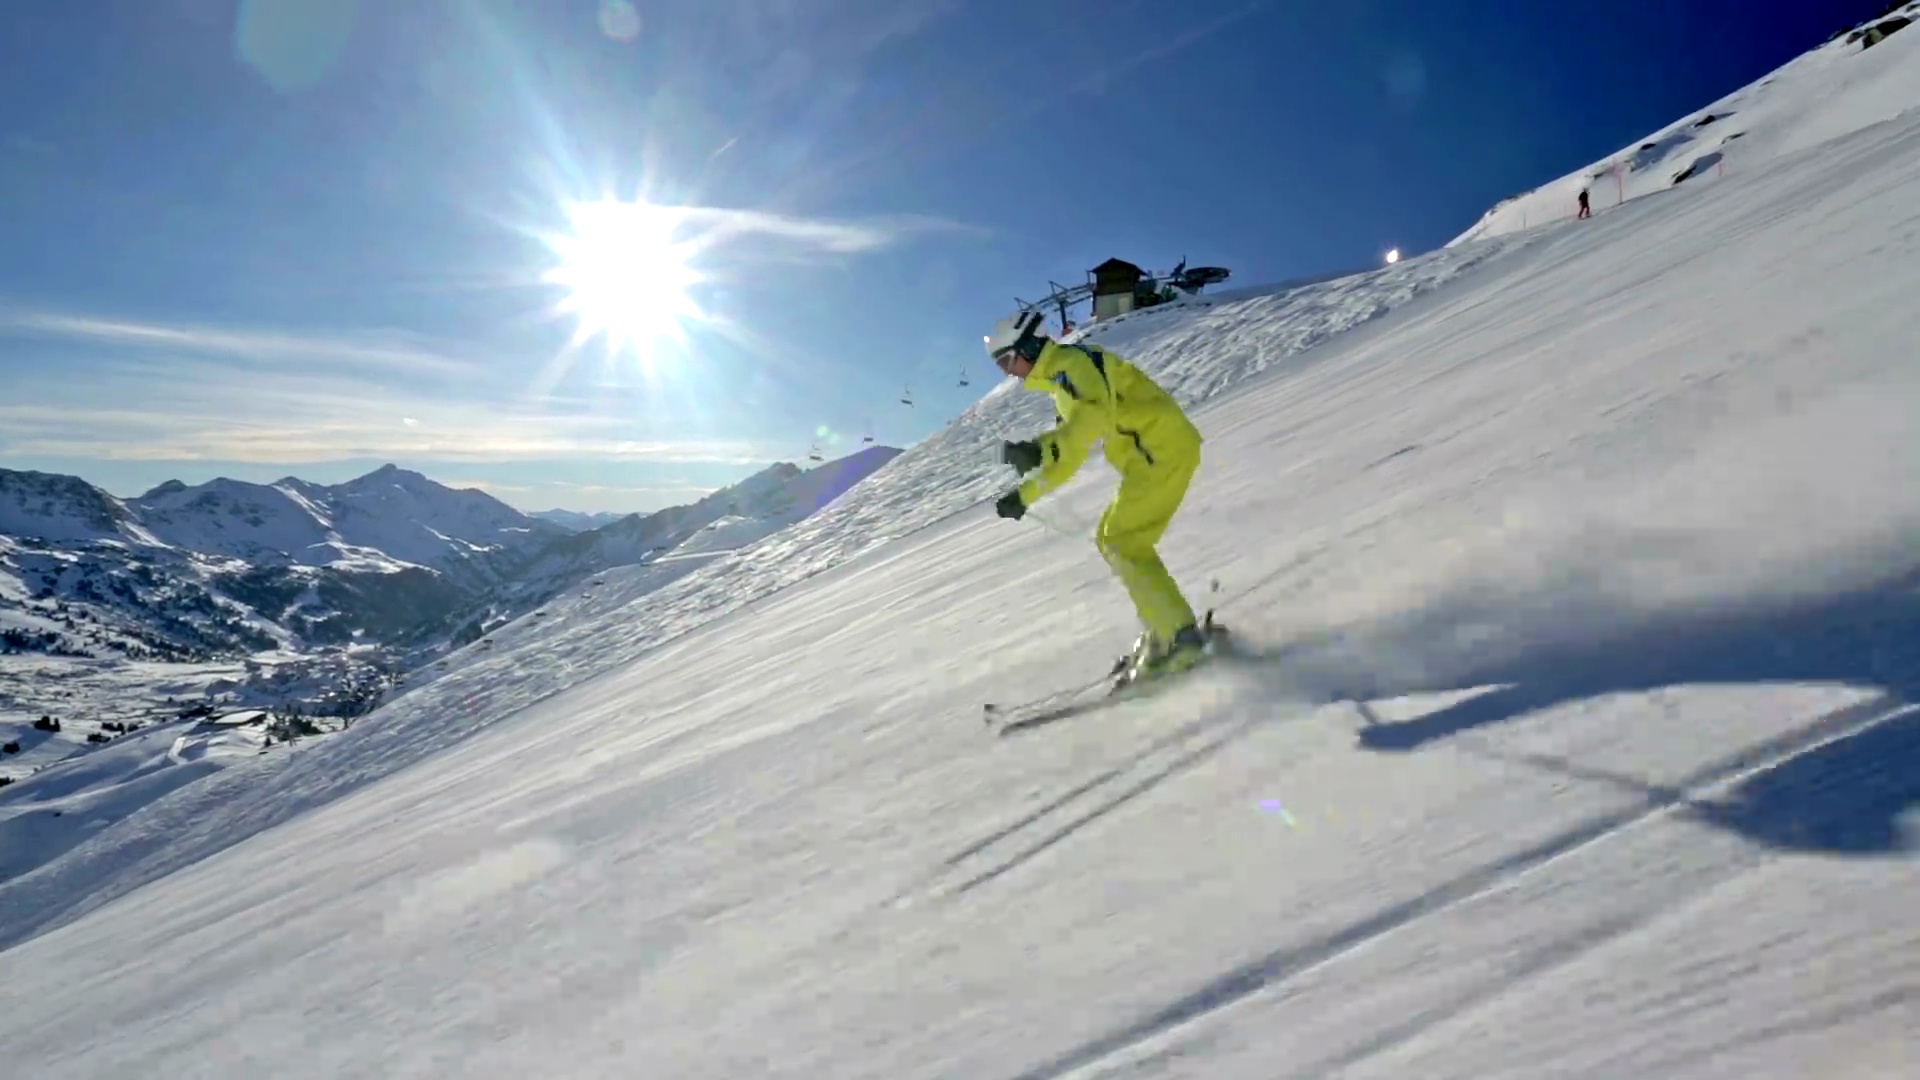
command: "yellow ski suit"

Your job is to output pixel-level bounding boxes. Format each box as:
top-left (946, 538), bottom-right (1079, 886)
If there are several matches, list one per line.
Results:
top-left (1016, 339), bottom-right (1203, 641)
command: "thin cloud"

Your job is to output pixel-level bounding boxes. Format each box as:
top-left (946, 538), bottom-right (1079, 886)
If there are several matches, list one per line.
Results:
top-left (675, 205), bottom-right (985, 259)
top-left (0, 308), bottom-right (486, 378)
top-left (644, 0), bottom-right (985, 209)
top-left (0, 359), bottom-right (783, 467)
top-left (707, 0), bottom-right (960, 96)
top-left (780, 2), bottom-right (1268, 201)
top-left (0, 400), bottom-right (783, 465)
top-left (1070, 2), bottom-right (1270, 96)
top-left (843, 0), bottom-right (962, 56)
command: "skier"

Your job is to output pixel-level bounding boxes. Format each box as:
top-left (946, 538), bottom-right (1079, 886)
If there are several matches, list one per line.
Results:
top-left (983, 310), bottom-right (1211, 682)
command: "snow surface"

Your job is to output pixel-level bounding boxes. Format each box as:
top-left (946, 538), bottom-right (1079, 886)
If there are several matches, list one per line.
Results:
top-left (3, 39), bottom-right (1920, 1080)
top-left (1, 654), bottom-right (276, 782)
top-left (0, 715), bottom-right (267, 884)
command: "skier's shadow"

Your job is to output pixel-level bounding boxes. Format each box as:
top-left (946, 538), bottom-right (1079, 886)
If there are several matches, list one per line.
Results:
top-left (1339, 568), bottom-right (1920, 856)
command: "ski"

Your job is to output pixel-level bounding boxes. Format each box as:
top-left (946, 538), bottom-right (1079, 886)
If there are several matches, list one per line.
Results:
top-left (987, 670), bottom-right (1184, 735)
top-left (983, 612), bottom-right (1231, 735)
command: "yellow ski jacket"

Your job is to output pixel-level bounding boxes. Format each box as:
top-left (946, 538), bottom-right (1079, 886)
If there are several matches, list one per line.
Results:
top-left (1017, 339), bottom-right (1202, 506)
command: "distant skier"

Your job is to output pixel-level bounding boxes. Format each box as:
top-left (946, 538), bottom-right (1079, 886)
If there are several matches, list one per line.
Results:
top-left (1577, 187), bottom-right (1592, 219)
top-left (983, 310), bottom-right (1210, 682)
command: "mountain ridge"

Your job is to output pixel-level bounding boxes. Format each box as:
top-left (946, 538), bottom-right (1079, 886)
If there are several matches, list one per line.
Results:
top-left (0, 446), bottom-right (905, 664)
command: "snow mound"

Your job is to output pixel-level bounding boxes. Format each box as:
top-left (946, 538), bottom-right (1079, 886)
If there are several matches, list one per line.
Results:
top-left (0, 717), bottom-right (264, 884)
top-left (166, 724), bottom-right (267, 766)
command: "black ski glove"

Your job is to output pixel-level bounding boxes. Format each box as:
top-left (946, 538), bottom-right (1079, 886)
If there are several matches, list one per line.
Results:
top-left (1001, 439), bottom-right (1042, 475)
top-left (994, 489), bottom-right (1027, 521)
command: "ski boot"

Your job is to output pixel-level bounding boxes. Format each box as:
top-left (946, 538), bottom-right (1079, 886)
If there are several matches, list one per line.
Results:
top-left (1110, 630), bottom-right (1159, 680)
top-left (1133, 623), bottom-right (1210, 682)
top-left (1109, 612), bottom-right (1227, 690)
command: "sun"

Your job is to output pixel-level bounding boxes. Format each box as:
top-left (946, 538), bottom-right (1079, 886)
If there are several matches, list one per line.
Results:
top-left (542, 199), bottom-right (704, 367)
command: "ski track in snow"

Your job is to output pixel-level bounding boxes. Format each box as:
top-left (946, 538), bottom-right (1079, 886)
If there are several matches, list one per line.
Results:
top-left (4, 25), bottom-right (1920, 1079)
top-left (1001, 694), bottom-right (1916, 1080)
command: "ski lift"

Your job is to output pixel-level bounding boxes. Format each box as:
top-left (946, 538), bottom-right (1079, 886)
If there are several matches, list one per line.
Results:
top-left (806, 442), bottom-right (824, 463)
top-left (957, 365), bottom-right (970, 388)
top-left (861, 416), bottom-right (874, 444)
top-left (899, 384), bottom-right (914, 406)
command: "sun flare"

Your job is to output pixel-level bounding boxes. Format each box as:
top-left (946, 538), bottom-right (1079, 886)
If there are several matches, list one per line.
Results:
top-left (543, 199), bottom-right (703, 367)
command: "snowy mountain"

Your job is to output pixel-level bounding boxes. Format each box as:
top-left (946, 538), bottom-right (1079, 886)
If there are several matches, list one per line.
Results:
top-left (0, 451), bottom-right (899, 665)
top-left (0, 469), bottom-right (150, 545)
top-left (0, 464), bottom-right (562, 660)
top-left (529, 508), bottom-right (632, 532)
top-left (127, 464), bottom-right (565, 580)
top-left (1451, 3), bottom-right (1919, 245)
top-left (3, 464), bottom-right (565, 577)
top-left (488, 445), bottom-right (905, 612)
top-left (5, 24), bottom-right (1920, 1079)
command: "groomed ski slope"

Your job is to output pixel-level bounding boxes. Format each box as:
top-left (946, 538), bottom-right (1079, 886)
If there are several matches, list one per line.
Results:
top-left (6, 52), bottom-right (1920, 1080)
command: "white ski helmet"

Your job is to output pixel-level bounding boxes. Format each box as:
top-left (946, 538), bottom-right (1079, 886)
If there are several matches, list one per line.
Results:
top-left (983, 309), bottom-right (1048, 363)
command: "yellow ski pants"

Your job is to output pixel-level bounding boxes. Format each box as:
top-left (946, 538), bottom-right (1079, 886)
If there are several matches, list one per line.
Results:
top-left (1095, 449), bottom-right (1199, 642)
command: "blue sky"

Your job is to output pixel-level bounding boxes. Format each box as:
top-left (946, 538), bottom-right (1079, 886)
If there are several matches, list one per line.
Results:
top-left (0, 0), bottom-right (1884, 514)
